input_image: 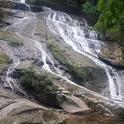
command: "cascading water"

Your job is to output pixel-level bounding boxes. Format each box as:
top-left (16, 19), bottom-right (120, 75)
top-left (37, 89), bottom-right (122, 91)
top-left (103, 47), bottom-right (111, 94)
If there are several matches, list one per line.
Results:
top-left (4, 0), bottom-right (28, 93)
top-left (4, 57), bottom-right (25, 94)
top-left (45, 10), bottom-right (123, 101)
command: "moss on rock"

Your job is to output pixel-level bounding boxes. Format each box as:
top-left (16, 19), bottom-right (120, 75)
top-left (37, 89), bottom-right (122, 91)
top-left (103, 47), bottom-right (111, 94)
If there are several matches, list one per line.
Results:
top-left (0, 53), bottom-right (11, 72)
top-left (48, 43), bottom-right (93, 85)
top-left (0, 53), bottom-right (10, 65)
top-left (0, 31), bottom-right (23, 47)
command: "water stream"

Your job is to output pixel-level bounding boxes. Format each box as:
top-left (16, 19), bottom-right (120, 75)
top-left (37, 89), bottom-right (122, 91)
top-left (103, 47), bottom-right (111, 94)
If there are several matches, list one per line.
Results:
top-left (45, 10), bottom-right (123, 101)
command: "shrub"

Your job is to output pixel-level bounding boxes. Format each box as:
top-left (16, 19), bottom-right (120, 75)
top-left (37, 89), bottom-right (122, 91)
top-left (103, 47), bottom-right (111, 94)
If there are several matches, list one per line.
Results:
top-left (0, 31), bottom-right (23, 47)
top-left (16, 69), bottom-right (58, 94)
top-left (82, 1), bottom-right (98, 15)
top-left (0, 53), bottom-right (10, 64)
top-left (15, 69), bottom-right (60, 107)
top-left (95, 0), bottom-right (124, 43)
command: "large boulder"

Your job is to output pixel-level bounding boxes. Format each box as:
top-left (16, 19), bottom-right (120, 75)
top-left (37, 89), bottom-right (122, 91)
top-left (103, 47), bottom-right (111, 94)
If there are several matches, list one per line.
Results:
top-left (99, 43), bottom-right (124, 69)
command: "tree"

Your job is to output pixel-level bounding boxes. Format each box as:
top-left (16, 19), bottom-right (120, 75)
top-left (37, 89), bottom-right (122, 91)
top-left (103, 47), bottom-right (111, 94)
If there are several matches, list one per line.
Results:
top-left (96, 0), bottom-right (124, 32)
top-left (94, 0), bottom-right (124, 43)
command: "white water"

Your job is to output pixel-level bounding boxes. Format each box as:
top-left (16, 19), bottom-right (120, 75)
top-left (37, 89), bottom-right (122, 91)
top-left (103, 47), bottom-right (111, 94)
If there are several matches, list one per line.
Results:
top-left (4, 0), bottom-right (27, 93)
top-left (5, 58), bottom-right (25, 94)
top-left (20, 0), bottom-right (25, 3)
top-left (45, 10), bottom-right (123, 101)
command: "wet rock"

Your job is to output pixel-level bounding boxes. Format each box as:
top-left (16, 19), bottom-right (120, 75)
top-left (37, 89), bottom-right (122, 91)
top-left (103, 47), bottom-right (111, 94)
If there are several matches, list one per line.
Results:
top-left (33, 59), bottom-right (44, 67)
top-left (54, 62), bottom-right (59, 67)
top-left (59, 65), bottom-right (68, 71)
top-left (58, 94), bottom-right (92, 114)
top-left (46, 58), bottom-right (53, 66)
top-left (48, 43), bottom-right (109, 96)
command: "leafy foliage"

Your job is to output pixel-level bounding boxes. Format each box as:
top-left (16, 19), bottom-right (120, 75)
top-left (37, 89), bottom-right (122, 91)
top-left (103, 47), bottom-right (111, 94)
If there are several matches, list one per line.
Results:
top-left (82, 0), bottom-right (98, 14)
top-left (96, 0), bottom-right (124, 32)
top-left (95, 0), bottom-right (124, 43)
top-left (16, 69), bottom-right (58, 94)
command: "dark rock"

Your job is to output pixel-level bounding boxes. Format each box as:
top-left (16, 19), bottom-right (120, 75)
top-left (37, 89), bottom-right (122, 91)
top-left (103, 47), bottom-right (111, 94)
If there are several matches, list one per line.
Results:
top-left (35, 93), bottom-right (61, 109)
top-left (59, 65), bottom-right (68, 71)
top-left (54, 62), bottom-right (59, 67)
top-left (30, 5), bottom-right (43, 12)
top-left (27, 0), bottom-right (82, 15)
top-left (32, 59), bottom-right (44, 67)
top-left (46, 58), bottom-right (53, 66)
top-left (99, 56), bottom-right (124, 70)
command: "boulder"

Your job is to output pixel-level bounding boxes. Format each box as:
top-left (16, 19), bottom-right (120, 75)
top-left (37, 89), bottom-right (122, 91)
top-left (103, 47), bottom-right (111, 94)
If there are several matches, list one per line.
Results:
top-left (99, 43), bottom-right (124, 69)
top-left (58, 94), bottom-right (92, 114)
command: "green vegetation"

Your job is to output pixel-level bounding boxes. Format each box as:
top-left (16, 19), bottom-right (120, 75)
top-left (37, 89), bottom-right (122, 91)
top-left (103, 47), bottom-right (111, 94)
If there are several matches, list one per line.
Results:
top-left (48, 43), bottom-right (93, 85)
top-left (95, 0), bottom-right (124, 43)
top-left (14, 68), bottom-right (60, 107)
top-left (16, 69), bottom-right (58, 94)
top-left (48, 43), bottom-right (67, 65)
top-left (0, 31), bottom-right (23, 47)
top-left (96, 0), bottom-right (124, 32)
top-left (81, 0), bottom-right (124, 43)
top-left (0, 53), bottom-right (10, 64)
top-left (82, 0), bottom-right (98, 15)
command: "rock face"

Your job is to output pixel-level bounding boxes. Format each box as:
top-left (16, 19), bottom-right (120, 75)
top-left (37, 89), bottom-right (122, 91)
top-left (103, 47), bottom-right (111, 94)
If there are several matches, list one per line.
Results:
top-left (99, 43), bottom-right (124, 69)
top-left (58, 94), bottom-right (91, 114)
top-left (48, 42), bottom-right (109, 96)
top-left (0, 88), bottom-right (61, 124)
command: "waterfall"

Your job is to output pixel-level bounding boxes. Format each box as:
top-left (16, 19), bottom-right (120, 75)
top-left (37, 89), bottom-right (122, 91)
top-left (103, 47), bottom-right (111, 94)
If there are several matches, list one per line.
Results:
top-left (45, 10), bottom-right (123, 101)
top-left (5, 1), bottom-right (123, 101)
